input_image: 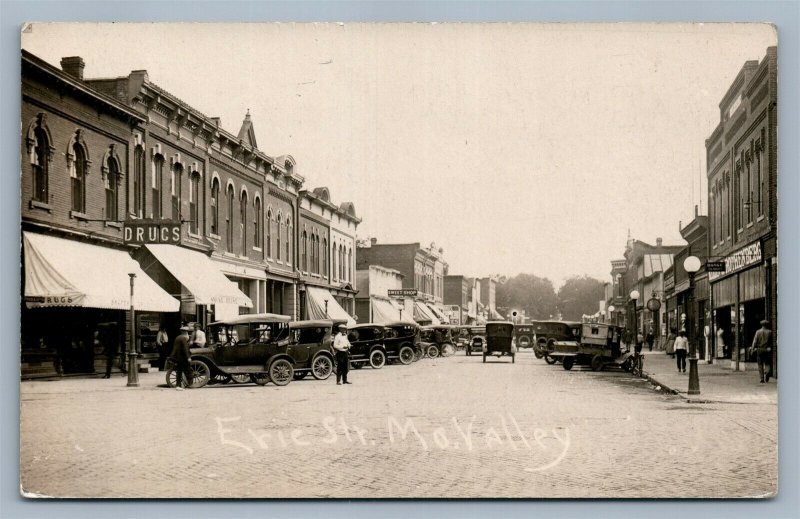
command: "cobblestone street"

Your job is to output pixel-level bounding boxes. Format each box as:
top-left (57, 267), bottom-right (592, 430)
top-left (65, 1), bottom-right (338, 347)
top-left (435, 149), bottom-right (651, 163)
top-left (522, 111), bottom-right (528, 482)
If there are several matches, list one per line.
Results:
top-left (20, 351), bottom-right (777, 499)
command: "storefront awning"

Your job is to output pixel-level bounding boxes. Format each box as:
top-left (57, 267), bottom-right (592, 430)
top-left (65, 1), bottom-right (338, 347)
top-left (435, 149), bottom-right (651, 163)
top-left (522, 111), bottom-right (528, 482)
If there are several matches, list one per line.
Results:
top-left (426, 304), bottom-right (449, 323)
top-left (413, 301), bottom-right (440, 325)
top-left (305, 286), bottom-right (356, 327)
top-left (371, 297), bottom-right (401, 324)
top-left (144, 245), bottom-right (252, 307)
top-left (489, 309), bottom-right (504, 320)
top-left (23, 232), bottom-right (179, 312)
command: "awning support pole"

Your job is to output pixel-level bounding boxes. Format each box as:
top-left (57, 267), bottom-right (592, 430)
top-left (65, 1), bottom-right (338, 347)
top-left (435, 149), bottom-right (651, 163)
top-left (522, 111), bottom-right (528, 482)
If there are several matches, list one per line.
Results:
top-left (127, 273), bottom-right (140, 387)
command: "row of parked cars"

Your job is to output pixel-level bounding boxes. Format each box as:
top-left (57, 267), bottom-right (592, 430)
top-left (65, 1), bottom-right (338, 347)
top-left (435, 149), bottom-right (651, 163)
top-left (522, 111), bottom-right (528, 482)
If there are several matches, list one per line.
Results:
top-left (166, 314), bottom-right (461, 388)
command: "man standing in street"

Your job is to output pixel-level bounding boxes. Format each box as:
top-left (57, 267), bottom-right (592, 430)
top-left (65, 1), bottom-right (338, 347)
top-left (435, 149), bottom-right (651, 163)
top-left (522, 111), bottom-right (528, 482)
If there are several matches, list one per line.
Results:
top-left (333, 324), bottom-right (352, 385)
top-left (673, 330), bottom-right (688, 373)
top-left (171, 326), bottom-right (192, 390)
top-left (192, 323), bottom-right (206, 349)
top-left (749, 320), bottom-right (773, 383)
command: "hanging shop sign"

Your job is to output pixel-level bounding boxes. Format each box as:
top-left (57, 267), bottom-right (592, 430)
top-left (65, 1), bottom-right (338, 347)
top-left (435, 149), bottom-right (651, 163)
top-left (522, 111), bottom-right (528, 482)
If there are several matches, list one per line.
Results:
top-left (706, 261), bottom-right (726, 272)
top-left (123, 221), bottom-right (182, 245)
top-left (708, 242), bottom-right (762, 282)
top-left (646, 298), bottom-right (662, 312)
top-left (388, 289), bottom-right (418, 297)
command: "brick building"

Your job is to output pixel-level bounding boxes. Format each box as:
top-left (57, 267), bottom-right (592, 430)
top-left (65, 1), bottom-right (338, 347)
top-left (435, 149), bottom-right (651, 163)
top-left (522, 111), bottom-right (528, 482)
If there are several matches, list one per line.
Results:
top-left (705, 46), bottom-right (777, 374)
top-left (443, 275), bottom-right (472, 324)
top-left (21, 51), bottom-right (178, 377)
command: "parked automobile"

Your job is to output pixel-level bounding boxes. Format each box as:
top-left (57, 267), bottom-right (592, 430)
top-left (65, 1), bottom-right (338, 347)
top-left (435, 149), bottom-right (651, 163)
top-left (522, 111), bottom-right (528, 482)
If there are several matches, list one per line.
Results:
top-left (467, 335), bottom-right (486, 356)
top-left (347, 324), bottom-right (388, 369)
top-left (381, 321), bottom-right (420, 365)
top-left (166, 313), bottom-right (294, 388)
top-left (550, 323), bottom-right (629, 371)
top-left (287, 320), bottom-right (337, 381)
top-left (513, 324), bottom-right (534, 349)
top-left (531, 320), bottom-right (582, 362)
top-left (483, 321), bottom-right (516, 363)
top-left (452, 326), bottom-right (472, 351)
top-left (419, 325), bottom-right (457, 357)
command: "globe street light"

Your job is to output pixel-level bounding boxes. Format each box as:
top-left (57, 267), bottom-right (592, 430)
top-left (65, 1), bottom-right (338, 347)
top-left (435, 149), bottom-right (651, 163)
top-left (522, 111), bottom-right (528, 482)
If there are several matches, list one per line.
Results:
top-left (608, 305), bottom-right (616, 326)
top-left (683, 255), bottom-right (702, 395)
top-left (127, 273), bottom-right (139, 387)
top-left (629, 290), bottom-right (640, 350)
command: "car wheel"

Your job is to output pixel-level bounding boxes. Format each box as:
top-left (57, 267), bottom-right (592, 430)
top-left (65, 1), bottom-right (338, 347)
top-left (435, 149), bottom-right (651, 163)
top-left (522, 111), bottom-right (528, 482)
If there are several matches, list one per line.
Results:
top-left (250, 373), bottom-right (270, 385)
top-left (563, 358), bottom-right (574, 370)
top-left (426, 344), bottom-right (439, 358)
top-left (312, 355), bottom-right (334, 380)
top-left (211, 373), bottom-right (231, 385)
top-left (269, 359), bottom-right (294, 386)
top-left (165, 367), bottom-right (178, 388)
top-left (185, 360), bottom-right (210, 388)
top-left (230, 373), bottom-right (250, 384)
top-left (544, 355), bottom-right (557, 365)
top-left (369, 349), bottom-right (386, 369)
top-left (399, 346), bottom-right (415, 365)
top-left (534, 350), bottom-right (544, 359)
top-left (293, 371), bottom-right (309, 380)
top-left (591, 355), bottom-right (604, 372)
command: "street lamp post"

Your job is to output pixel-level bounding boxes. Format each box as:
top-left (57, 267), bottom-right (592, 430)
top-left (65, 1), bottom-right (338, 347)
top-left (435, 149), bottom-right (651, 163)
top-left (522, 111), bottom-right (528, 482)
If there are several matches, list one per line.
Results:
top-left (608, 305), bottom-right (616, 326)
top-left (629, 290), bottom-right (640, 351)
top-left (684, 256), bottom-right (702, 395)
top-left (127, 273), bottom-right (139, 387)
top-left (324, 299), bottom-right (329, 318)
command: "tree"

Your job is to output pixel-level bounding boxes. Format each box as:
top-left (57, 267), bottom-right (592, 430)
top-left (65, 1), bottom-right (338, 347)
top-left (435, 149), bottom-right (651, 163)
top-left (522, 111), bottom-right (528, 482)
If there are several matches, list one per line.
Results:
top-left (556, 276), bottom-right (606, 321)
top-left (496, 273), bottom-right (558, 320)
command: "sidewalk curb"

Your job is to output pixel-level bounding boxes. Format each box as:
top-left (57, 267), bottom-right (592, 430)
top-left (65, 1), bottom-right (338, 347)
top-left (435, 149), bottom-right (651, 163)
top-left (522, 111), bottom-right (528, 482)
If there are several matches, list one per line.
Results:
top-left (642, 369), bottom-right (777, 405)
top-left (642, 371), bottom-right (681, 397)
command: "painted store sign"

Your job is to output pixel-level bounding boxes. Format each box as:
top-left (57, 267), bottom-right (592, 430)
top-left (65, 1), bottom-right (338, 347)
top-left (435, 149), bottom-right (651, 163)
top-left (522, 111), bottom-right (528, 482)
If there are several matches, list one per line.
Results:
top-left (708, 241), bottom-right (762, 282)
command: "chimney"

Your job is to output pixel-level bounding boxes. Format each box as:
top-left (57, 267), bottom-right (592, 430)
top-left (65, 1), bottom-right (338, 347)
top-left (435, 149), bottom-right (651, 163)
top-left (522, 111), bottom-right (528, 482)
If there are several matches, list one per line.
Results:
top-left (370, 237), bottom-right (377, 246)
top-left (60, 56), bottom-right (85, 81)
top-left (656, 237), bottom-right (663, 247)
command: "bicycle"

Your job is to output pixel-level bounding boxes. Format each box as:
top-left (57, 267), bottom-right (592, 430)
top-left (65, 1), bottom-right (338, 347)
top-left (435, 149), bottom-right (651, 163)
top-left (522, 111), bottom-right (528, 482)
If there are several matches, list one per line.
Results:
top-left (630, 350), bottom-right (645, 377)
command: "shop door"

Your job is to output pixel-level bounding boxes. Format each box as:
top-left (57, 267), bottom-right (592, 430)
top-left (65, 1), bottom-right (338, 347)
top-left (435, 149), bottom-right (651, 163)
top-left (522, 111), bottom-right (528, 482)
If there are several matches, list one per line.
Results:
top-left (741, 300), bottom-right (765, 363)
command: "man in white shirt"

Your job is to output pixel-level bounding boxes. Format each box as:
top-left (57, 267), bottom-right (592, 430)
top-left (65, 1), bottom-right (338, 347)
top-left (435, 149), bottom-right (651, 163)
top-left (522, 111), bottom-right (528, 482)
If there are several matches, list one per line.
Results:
top-left (192, 323), bottom-right (207, 348)
top-left (673, 330), bottom-right (689, 373)
top-left (333, 324), bottom-right (352, 385)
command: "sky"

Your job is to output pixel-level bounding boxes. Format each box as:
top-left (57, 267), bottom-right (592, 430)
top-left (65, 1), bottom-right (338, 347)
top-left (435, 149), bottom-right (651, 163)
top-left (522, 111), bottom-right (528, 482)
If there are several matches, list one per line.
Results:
top-left (21, 22), bottom-right (776, 287)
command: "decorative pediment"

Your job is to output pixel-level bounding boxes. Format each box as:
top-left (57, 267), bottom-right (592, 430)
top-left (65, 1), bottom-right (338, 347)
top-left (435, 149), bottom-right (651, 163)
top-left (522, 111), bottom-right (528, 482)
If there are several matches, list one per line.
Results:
top-left (66, 129), bottom-right (92, 177)
top-left (25, 113), bottom-right (55, 164)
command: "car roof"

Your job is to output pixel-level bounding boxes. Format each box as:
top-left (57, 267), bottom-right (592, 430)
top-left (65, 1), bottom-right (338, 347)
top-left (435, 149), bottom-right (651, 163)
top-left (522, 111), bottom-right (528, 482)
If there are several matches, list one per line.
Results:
top-left (349, 323), bottom-right (385, 330)
top-left (209, 313), bottom-right (291, 326)
top-left (383, 321), bottom-right (418, 327)
top-left (290, 319), bottom-right (335, 329)
top-left (532, 320), bottom-right (581, 326)
top-left (486, 321), bottom-right (514, 326)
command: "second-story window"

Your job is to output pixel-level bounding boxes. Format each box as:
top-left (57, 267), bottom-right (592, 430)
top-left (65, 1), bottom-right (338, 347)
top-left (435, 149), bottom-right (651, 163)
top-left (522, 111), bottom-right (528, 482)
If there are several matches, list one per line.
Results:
top-left (171, 164), bottom-right (183, 221)
top-left (277, 212), bottom-right (282, 262)
top-left (226, 184), bottom-right (235, 252)
top-left (32, 126), bottom-right (50, 203)
top-left (133, 146), bottom-right (145, 218)
top-left (254, 197), bottom-right (262, 249)
top-left (152, 155), bottom-right (164, 219)
top-left (240, 191), bottom-right (248, 255)
top-left (71, 142), bottom-right (86, 213)
top-left (105, 158), bottom-right (119, 221)
top-left (301, 230), bottom-right (307, 271)
top-left (322, 238), bottom-right (328, 276)
top-left (348, 248), bottom-right (352, 282)
top-left (285, 216), bottom-right (291, 264)
top-left (210, 177), bottom-right (219, 235)
top-left (266, 209), bottom-right (272, 258)
top-left (189, 173), bottom-right (200, 234)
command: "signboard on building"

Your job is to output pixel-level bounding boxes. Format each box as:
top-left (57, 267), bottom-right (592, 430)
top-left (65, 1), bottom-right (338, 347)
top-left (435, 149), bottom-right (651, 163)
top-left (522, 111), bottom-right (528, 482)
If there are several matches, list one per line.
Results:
top-left (123, 221), bottom-right (182, 245)
top-left (664, 272), bottom-right (675, 292)
top-left (388, 289), bottom-right (418, 297)
top-left (707, 242), bottom-right (762, 281)
top-left (706, 261), bottom-right (726, 272)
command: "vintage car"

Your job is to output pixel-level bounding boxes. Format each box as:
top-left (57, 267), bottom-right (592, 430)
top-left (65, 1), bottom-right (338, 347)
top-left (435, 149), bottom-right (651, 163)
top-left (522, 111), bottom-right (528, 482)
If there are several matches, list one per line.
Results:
top-left (346, 324), bottom-right (388, 369)
top-left (419, 325), bottom-right (457, 358)
top-left (166, 313), bottom-right (294, 388)
top-left (513, 324), bottom-right (534, 349)
top-left (381, 321), bottom-right (420, 365)
top-left (452, 326), bottom-right (472, 351)
top-left (467, 335), bottom-right (486, 356)
top-left (483, 321), bottom-right (516, 363)
top-left (549, 323), bottom-right (629, 371)
top-left (287, 320), bottom-right (337, 381)
top-left (531, 320), bottom-right (582, 362)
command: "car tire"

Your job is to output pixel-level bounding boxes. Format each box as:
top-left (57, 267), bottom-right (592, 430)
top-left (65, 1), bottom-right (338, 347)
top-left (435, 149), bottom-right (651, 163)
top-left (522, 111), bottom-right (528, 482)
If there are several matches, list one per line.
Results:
top-left (426, 344), bottom-right (440, 358)
top-left (369, 349), bottom-right (386, 369)
top-left (534, 350), bottom-right (544, 359)
top-left (591, 355), bottom-right (604, 372)
top-left (312, 355), bottom-right (334, 380)
top-left (563, 358), bottom-right (574, 370)
top-left (211, 373), bottom-right (231, 385)
top-left (188, 360), bottom-right (210, 388)
top-left (269, 359), bottom-right (294, 386)
top-left (230, 373), bottom-right (250, 384)
top-left (398, 346), bottom-right (415, 365)
top-left (544, 355), bottom-right (557, 365)
top-left (251, 373), bottom-right (270, 386)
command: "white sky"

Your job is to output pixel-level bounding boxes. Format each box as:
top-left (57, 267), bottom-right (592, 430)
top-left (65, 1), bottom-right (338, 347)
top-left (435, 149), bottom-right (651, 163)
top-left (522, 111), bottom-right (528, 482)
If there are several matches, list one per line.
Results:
top-left (21, 22), bottom-right (776, 287)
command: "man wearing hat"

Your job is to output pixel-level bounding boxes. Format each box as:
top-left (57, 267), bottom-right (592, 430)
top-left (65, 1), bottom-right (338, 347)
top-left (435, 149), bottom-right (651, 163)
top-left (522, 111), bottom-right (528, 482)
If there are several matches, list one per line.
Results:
top-left (333, 324), bottom-right (352, 385)
top-left (749, 320), bottom-right (773, 383)
top-left (171, 326), bottom-right (193, 390)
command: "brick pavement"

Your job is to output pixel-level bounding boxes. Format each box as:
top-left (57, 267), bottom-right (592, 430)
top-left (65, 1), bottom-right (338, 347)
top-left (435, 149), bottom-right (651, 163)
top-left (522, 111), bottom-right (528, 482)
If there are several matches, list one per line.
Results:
top-left (20, 351), bottom-right (777, 498)
top-left (640, 351), bottom-right (778, 404)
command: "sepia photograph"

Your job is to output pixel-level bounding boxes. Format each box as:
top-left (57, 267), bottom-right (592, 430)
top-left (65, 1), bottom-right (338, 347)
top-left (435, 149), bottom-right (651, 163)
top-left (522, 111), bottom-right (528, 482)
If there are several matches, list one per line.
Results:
top-left (18, 21), bottom-right (779, 499)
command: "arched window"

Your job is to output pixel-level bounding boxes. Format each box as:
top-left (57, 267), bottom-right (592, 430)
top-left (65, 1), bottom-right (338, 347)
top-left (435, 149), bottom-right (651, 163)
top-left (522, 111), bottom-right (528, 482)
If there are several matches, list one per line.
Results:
top-left (226, 184), bottom-right (235, 252)
top-left (105, 158), bottom-right (119, 221)
top-left (332, 241), bottom-right (338, 280)
top-left (301, 230), bottom-right (308, 271)
top-left (322, 238), bottom-right (328, 277)
top-left (266, 209), bottom-right (273, 258)
top-left (31, 126), bottom-right (50, 203)
top-left (339, 244), bottom-right (344, 280)
top-left (189, 173), bottom-right (200, 234)
top-left (171, 164), bottom-right (183, 221)
top-left (71, 141), bottom-right (87, 213)
top-left (240, 191), bottom-right (248, 254)
top-left (210, 177), bottom-right (220, 235)
top-left (285, 216), bottom-right (292, 265)
top-left (277, 212), bottom-right (282, 262)
top-left (133, 146), bottom-right (146, 217)
top-left (311, 233), bottom-right (318, 274)
top-left (348, 247), bottom-right (352, 282)
top-left (254, 198), bottom-right (262, 250)
top-left (152, 155), bottom-right (164, 219)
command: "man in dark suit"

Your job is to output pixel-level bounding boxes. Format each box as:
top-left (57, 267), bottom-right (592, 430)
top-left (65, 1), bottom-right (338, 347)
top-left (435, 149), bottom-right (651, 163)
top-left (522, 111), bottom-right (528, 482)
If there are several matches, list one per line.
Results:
top-left (749, 320), bottom-right (773, 383)
top-left (171, 326), bottom-right (192, 390)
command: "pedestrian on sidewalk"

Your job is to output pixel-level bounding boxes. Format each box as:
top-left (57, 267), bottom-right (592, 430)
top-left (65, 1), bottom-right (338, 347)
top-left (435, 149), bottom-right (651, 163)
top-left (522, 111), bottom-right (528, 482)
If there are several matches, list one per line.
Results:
top-left (748, 320), bottom-right (773, 383)
top-left (192, 323), bottom-right (206, 348)
top-left (674, 330), bottom-right (688, 372)
top-left (666, 328), bottom-right (676, 359)
top-left (333, 324), bottom-right (352, 385)
top-left (156, 325), bottom-right (169, 371)
top-left (646, 328), bottom-right (655, 352)
top-left (635, 331), bottom-right (644, 355)
top-left (171, 326), bottom-right (192, 390)
top-left (101, 331), bottom-right (117, 379)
